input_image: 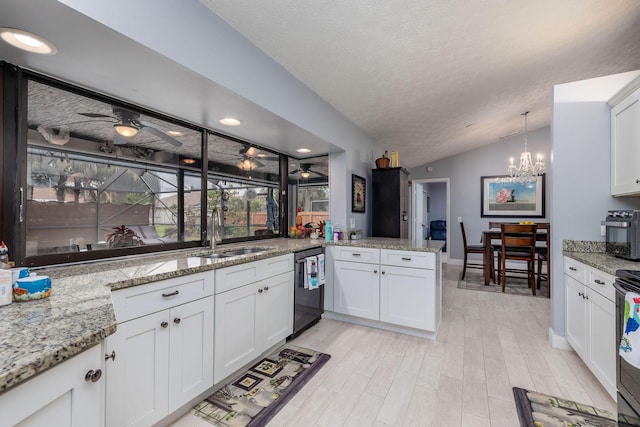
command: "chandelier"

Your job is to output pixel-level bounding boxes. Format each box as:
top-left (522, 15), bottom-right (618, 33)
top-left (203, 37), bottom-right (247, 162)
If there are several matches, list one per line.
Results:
top-left (507, 111), bottom-right (545, 182)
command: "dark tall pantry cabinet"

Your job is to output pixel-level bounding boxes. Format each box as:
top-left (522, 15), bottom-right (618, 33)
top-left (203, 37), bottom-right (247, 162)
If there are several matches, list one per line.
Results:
top-left (372, 167), bottom-right (410, 238)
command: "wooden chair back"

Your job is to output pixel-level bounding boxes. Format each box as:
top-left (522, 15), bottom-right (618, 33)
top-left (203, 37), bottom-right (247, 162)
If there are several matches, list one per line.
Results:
top-left (501, 223), bottom-right (537, 257)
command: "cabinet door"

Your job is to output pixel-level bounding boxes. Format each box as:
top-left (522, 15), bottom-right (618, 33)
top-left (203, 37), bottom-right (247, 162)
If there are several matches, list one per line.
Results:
top-left (587, 290), bottom-right (616, 397)
top-left (334, 260), bottom-right (380, 320)
top-left (169, 297), bottom-right (214, 412)
top-left (0, 345), bottom-right (104, 427)
top-left (262, 271), bottom-right (294, 349)
top-left (611, 87), bottom-right (640, 195)
top-left (565, 275), bottom-right (587, 357)
top-left (214, 282), bottom-right (261, 383)
top-left (106, 311), bottom-right (170, 427)
top-left (380, 265), bottom-right (434, 330)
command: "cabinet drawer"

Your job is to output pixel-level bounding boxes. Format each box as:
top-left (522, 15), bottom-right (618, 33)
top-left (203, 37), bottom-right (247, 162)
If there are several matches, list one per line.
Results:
top-left (333, 246), bottom-right (380, 264)
top-left (381, 249), bottom-right (435, 269)
top-left (263, 254), bottom-right (294, 278)
top-left (586, 267), bottom-right (615, 302)
top-left (215, 260), bottom-right (262, 294)
top-left (111, 272), bottom-right (213, 323)
top-left (564, 257), bottom-right (585, 283)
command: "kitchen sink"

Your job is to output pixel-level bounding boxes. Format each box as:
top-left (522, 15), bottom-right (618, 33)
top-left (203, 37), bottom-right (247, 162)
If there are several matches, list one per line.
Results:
top-left (195, 252), bottom-right (232, 259)
top-left (221, 247), bottom-right (270, 256)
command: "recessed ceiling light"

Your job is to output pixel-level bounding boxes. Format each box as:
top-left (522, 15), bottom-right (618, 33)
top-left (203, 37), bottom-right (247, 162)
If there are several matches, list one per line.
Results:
top-left (183, 158), bottom-right (196, 165)
top-left (0, 28), bottom-right (57, 55)
top-left (296, 148), bottom-right (311, 153)
top-left (219, 117), bottom-right (241, 126)
top-left (167, 130), bottom-right (182, 136)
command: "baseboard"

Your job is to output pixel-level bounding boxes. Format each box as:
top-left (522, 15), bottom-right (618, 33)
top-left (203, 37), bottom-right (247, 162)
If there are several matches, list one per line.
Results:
top-left (548, 327), bottom-right (572, 350)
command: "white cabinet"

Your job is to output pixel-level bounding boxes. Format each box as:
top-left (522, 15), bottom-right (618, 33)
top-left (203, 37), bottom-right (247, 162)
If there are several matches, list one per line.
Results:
top-left (563, 256), bottom-right (616, 399)
top-left (610, 84), bottom-right (640, 195)
top-left (106, 273), bottom-right (214, 427)
top-left (333, 246), bottom-right (441, 334)
top-left (0, 344), bottom-right (104, 427)
top-left (334, 260), bottom-right (380, 320)
top-left (214, 255), bottom-right (294, 383)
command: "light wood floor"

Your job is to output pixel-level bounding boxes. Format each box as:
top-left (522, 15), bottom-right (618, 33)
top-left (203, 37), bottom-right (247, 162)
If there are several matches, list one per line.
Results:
top-left (172, 263), bottom-right (616, 427)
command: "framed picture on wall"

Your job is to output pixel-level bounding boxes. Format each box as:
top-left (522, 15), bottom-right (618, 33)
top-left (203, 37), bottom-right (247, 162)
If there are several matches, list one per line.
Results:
top-left (481, 174), bottom-right (545, 218)
top-left (352, 174), bottom-right (366, 213)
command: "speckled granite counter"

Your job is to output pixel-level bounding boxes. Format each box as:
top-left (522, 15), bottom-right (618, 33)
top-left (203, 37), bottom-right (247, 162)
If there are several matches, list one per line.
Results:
top-left (325, 237), bottom-right (446, 252)
top-left (0, 237), bottom-right (442, 394)
top-left (563, 239), bottom-right (640, 276)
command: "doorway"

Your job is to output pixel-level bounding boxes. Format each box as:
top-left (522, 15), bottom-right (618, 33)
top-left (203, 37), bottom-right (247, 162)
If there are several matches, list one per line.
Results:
top-left (411, 178), bottom-right (450, 263)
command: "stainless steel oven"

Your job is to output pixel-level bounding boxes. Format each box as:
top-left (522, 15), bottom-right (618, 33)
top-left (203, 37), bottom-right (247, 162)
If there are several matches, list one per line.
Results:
top-left (603, 210), bottom-right (640, 260)
top-left (614, 270), bottom-right (640, 426)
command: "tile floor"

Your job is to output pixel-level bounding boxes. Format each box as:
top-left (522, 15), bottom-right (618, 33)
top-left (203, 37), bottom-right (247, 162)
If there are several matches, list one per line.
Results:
top-left (172, 263), bottom-right (616, 427)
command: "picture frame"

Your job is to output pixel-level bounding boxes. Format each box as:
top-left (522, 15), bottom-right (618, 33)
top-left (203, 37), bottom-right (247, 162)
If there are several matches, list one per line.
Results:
top-left (480, 174), bottom-right (545, 218)
top-left (351, 174), bottom-right (366, 213)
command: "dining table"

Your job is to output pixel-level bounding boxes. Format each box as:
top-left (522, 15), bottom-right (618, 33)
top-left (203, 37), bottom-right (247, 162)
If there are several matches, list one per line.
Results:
top-left (481, 222), bottom-right (550, 290)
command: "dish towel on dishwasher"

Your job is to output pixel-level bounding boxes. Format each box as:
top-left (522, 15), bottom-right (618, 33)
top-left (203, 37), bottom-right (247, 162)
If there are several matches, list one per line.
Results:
top-left (304, 256), bottom-right (318, 290)
top-left (317, 254), bottom-right (326, 286)
top-left (620, 291), bottom-right (640, 369)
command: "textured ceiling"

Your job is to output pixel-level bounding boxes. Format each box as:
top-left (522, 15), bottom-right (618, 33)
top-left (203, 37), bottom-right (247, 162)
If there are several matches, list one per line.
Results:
top-left (201, 0), bottom-right (640, 167)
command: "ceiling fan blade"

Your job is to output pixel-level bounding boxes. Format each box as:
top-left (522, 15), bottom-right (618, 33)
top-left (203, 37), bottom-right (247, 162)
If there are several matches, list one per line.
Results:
top-left (254, 159), bottom-right (265, 168)
top-left (113, 133), bottom-right (128, 145)
top-left (78, 112), bottom-right (115, 119)
top-left (310, 169), bottom-right (328, 178)
top-left (140, 125), bottom-right (182, 147)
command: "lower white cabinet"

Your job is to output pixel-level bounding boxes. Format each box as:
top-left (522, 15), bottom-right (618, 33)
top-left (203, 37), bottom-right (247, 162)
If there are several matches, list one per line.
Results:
top-left (106, 273), bottom-right (214, 427)
top-left (333, 260), bottom-right (380, 320)
top-left (563, 256), bottom-right (616, 399)
top-left (0, 344), bottom-right (104, 427)
top-left (333, 247), bottom-right (441, 333)
top-left (380, 265), bottom-right (435, 330)
top-left (214, 255), bottom-right (294, 384)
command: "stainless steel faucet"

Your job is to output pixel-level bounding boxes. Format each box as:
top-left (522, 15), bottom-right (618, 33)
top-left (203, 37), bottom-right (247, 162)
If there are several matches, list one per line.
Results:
top-left (210, 207), bottom-right (222, 251)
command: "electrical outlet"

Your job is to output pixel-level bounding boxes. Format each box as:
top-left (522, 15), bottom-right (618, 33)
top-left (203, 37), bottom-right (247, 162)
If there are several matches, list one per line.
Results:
top-left (350, 217), bottom-right (356, 228)
top-left (601, 225), bottom-right (606, 236)
top-left (458, 216), bottom-right (462, 223)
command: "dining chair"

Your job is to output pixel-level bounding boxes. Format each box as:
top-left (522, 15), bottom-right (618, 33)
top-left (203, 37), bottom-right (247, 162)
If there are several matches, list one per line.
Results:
top-left (535, 223), bottom-right (550, 297)
top-left (460, 222), bottom-right (494, 282)
top-left (497, 223), bottom-right (538, 294)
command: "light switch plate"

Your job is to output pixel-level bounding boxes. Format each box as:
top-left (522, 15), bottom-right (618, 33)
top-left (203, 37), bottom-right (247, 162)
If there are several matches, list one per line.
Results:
top-left (601, 225), bottom-right (606, 236)
top-left (457, 217), bottom-right (462, 223)
top-left (350, 217), bottom-right (356, 228)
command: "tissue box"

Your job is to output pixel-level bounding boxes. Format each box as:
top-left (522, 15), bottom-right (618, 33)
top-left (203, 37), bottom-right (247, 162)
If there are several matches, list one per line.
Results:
top-left (14, 275), bottom-right (51, 301)
top-left (0, 270), bottom-right (11, 306)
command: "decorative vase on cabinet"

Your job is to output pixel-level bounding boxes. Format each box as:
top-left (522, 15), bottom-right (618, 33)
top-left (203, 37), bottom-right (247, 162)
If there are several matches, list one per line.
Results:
top-left (372, 167), bottom-right (410, 238)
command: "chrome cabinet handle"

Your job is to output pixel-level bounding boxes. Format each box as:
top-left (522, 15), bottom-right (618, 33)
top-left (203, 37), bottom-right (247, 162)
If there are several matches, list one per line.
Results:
top-left (569, 267), bottom-right (577, 271)
top-left (85, 369), bottom-right (102, 383)
top-left (263, 286), bottom-right (269, 291)
top-left (258, 288), bottom-right (263, 293)
top-left (174, 317), bottom-right (181, 324)
top-left (105, 351), bottom-right (116, 361)
top-left (594, 279), bottom-right (605, 285)
top-left (161, 321), bottom-right (168, 328)
top-left (578, 292), bottom-right (583, 297)
top-left (401, 257), bottom-right (412, 261)
top-left (162, 290), bottom-right (179, 297)
top-left (352, 253), bottom-right (361, 257)
top-left (374, 269), bottom-right (378, 274)
top-left (636, 178), bottom-right (640, 184)
top-left (381, 271), bottom-right (386, 275)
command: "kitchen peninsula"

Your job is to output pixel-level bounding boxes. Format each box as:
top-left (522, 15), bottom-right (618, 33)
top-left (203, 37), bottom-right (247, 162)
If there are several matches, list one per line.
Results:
top-left (0, 237), bottom-right (443, 426)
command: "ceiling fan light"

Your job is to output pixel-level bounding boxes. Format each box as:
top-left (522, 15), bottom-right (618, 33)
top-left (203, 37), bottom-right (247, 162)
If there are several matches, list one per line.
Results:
top-left (238, 159), bottom-right (255, 171)
top-left (114, 123), bottom-right (138, 137)
top-left (0, 28), bottom-right (57, 54)
top-left (296, 148), bottom-right (311, 153)
top-left (183, 158), bottom-right (196, 165)
top-left (300, 171), bottom-right (311, 178)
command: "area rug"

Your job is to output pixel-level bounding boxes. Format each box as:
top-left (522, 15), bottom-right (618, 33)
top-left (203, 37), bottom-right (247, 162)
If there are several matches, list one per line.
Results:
top-left (191, 344), bottom-right (331, 427)
top-left (513, 387), bottom-right (617, 426)
top-left (457, 270), bottom-right (548, 298)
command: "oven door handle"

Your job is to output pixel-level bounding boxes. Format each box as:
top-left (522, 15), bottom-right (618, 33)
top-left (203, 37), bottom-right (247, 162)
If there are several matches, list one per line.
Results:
top-left (614, 279), bottom-right (639, 295)
top-left (602, 221), bottom-right (631, 227)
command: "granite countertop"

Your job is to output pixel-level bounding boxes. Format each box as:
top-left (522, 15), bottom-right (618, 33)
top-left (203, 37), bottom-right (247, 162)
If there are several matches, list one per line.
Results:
top-left (1, 237), bottom-right (442, 394)
top-left (562, 250), bottom-right (640, 276)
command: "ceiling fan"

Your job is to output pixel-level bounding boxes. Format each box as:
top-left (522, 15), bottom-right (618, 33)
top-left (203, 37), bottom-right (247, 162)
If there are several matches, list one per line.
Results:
top-left (237, 144), bottom-right (278, 170)
top-left (77, 107), bottom-right (182, 147)
top-left (289, 162), bottom-right (327, 179)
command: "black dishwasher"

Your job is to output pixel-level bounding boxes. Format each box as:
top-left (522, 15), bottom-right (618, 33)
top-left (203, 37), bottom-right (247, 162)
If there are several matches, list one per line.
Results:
top-left (290, 247), bottom-right (325, 339)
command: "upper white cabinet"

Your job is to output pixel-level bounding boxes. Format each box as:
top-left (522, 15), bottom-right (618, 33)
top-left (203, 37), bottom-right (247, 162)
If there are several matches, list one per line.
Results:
top-left (0, 344), bottom-right (105, 427)
top-left (214, 254), bottom-right (294, 384)
top-left (610, 83), bottom-right (640, 196)
top-left (106, 272), bottom-right (214, 427)
top-left (563, 256), bottom-right (616, 399)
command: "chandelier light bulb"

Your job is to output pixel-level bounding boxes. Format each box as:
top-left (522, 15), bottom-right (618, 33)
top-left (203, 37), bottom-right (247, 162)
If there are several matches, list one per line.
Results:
top-left (506, 112), bottom-right (545, 182)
